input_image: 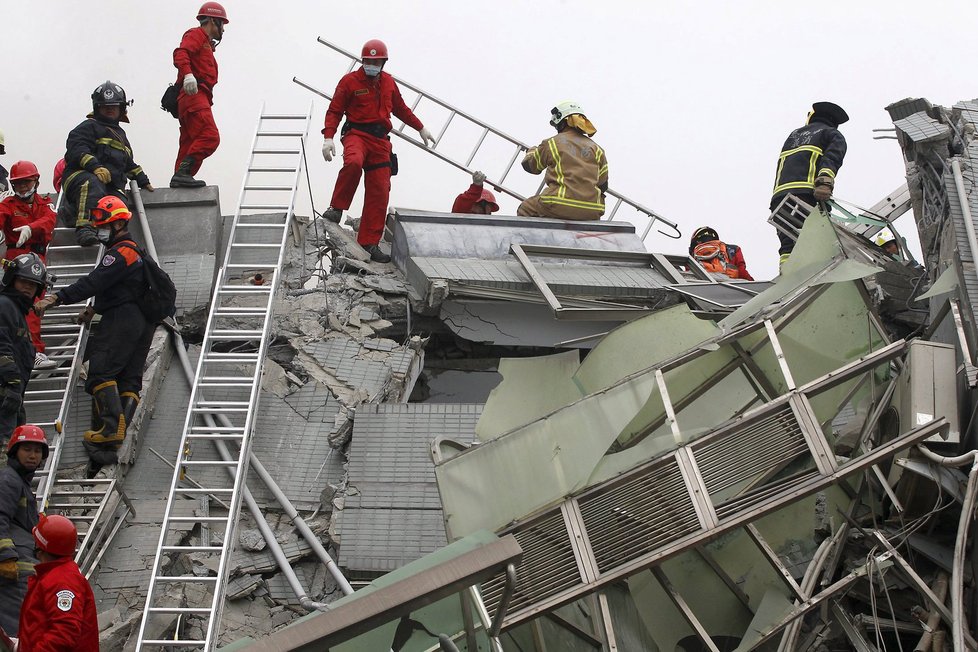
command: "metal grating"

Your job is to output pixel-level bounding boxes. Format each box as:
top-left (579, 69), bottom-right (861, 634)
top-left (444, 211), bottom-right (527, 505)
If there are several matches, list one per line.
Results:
top-left (578, 457), bottom-right (699, 574)
top-left (481, 510), bottom-right (580, 616)
top-left (693, 404), bottom-right (808, 500)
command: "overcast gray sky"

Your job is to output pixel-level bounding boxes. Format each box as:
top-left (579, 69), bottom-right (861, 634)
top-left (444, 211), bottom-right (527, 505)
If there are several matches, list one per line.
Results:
top-left (3, 0), bottom-right (975, 279)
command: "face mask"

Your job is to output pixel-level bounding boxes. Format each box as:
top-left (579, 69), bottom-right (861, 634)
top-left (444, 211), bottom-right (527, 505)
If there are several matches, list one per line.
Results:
top-left (96, 228), bottom-right (113, 244)
top-left (14, 188), bottom-right (35, 201)
top-left (363, 64), bottom-right (383, 77)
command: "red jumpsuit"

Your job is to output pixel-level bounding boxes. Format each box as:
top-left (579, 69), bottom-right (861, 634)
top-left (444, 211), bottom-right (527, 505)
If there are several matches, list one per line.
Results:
top-left (322, 67), bottom-right (424, 247)
top-left (17, 556), bottom-right (99, 651)
top-left (173, 27), bottom-right (220, 175)
top-left (0, 194), bottom-right (56, 353)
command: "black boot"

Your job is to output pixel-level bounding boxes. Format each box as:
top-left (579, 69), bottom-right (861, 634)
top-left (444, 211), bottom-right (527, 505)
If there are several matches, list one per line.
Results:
top-left (323, 207), bottom-right (342, 223)
top-left (169, 157), bottom-right (206, 189)
top-left (75, 225), bottom-right (99, 247)
top-left (365, 244), bottom-right (391, 264)
top-left (120, 391), bottom-right (140, 435)
top-left (84, 381), bottom-right (127, 446)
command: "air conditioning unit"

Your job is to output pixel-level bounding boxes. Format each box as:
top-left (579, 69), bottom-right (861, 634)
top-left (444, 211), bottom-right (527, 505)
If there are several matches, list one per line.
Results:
top-left (898, 340), bottom-right (959, 444)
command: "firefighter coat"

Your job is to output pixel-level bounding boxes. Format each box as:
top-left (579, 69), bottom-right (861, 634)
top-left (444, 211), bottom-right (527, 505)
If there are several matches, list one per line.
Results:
top-left (0, 458), bottom-right (39, 636)
top-left (62, 116), bottom-right (150, 193)
top-left (770, 118), bottom-right (847, 210)
top-left (518, 129), bottom-right (609, 220)
top-left (17, 555), bottom-right (99, 651)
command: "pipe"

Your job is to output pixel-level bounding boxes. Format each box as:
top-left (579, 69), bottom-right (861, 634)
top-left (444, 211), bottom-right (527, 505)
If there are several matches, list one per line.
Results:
top-left (952, 457), bottom-right (978, 652)
top-left (130, 181), bottom-right (351, 609)
top-left (914, 572), bottom-right (949, 652)
top-left (916, 445), bottom-right (978, 468)
top-left (950, 159), bottom-right (978, 279)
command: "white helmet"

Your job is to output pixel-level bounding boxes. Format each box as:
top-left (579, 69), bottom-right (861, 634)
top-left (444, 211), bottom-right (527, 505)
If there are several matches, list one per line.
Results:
top-left (550, 100), bottom-right (586, 127)
top-left (875, 228), bottom-right (897, 248)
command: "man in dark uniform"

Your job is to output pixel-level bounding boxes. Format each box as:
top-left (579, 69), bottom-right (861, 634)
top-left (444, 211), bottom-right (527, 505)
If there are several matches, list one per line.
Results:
top-left (60, 80), bottom-right (154, 247)
top-left (35, 196), bottom-right (153, 471)
top-left (0, 254), bottom-right (49, 440)
top-left (770, 101), bottom-right (848, 266)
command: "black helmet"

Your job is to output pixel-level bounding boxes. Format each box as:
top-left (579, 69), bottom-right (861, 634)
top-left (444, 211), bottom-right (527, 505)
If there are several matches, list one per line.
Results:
top-left (2, 253), bottom-right (53, 299)
top-left (690, 226), bottom-right (720, 252)
top-left (92, 80), bottom-right (132, 110)
top-left (809, 101), bottom-right (849, 127)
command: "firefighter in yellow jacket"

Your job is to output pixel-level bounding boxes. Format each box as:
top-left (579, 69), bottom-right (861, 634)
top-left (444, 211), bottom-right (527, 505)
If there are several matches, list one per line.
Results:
top-left (518, 101), bottom-right (608, 220)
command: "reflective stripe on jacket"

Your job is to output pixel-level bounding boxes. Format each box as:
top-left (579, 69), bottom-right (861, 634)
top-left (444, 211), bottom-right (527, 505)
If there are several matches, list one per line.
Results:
top-left (521, 129), bottom-right (608, 220)
top-left (770, 119), bottom-right (846, 209)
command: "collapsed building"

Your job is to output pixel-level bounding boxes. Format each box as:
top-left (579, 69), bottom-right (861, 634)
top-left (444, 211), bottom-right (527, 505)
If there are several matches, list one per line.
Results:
top-left (22, 38), bottom-right (978, 651)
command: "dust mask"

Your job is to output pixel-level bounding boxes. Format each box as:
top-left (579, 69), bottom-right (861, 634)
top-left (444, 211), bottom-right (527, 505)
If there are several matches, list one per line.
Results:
top-left (96, 228), bottom-right (113, 244)
top-left (363, 64), bottom-right (382, 77)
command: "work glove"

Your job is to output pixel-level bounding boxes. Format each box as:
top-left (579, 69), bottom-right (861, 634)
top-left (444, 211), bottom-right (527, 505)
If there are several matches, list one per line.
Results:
top-left (142, 183), bottom-right (155, 192)
top-left (34, 294), bottom-right (58, 317)
top-left (183, 74), bottom-right (199, 95)
top-left (419, 127), bottom-right (435, 147)
top-left (472, 170), bottom-right (487, 185)
top-left (0, 559), bottom-right (17, 581)
top-left (322, 138), bottom-right (335, 162)
top-left (94, 167), bottom-right (112, 184)
top-left (813, 175), bottom-right (834, 202)
top-left (11, 225), bottom-right (30, 248)
top-left (75, 225), bottom-right (99, 247)
top-left (77, 306), bottom-right (95, 325)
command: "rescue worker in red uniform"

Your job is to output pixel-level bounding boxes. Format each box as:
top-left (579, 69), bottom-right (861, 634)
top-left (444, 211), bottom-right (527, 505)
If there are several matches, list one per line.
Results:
top-left (770, 101), bottom-right (848, 266)
top-left (322, 39), bottom-right (435, 263)
top-left (0, 162), bottom-right (57, 369)
top-left (170, 2), bottom-right (228, 189)
top-left (452, 171), bottom-right (499, 215)
top-left (35, 197), bottom-right (153, 474)
top-left (60, 81), bottom-right (154, 247)
top-left (689, 226), bottom-right (754, 281)
top-left (0, 425), bottom-right (46, 637)
top-left (14, 514), bottom-right (99, 651)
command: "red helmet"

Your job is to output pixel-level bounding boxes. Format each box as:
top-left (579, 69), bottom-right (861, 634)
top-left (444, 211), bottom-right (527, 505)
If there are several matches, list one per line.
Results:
top-left (197, 1), bottom-right (229, 23)
top-left (7, 424), bottom-right (49, 458)
top-left (478, 188), bottom-right (499, 213)
top-left (32, 514), bottom-right (77, 557)
top-left (361, 39), bottom-right (388, 60)
top-left (9, 161), bottom-right (40, 183)
top-left (91, 196), bottom-right (132, 227)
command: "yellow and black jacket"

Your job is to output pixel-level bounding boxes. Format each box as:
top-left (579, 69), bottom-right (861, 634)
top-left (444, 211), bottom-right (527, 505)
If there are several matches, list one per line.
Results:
top-left (770, 118), bottom-right (846, 210)
top-left (62, 116), bottom-right (150, 192)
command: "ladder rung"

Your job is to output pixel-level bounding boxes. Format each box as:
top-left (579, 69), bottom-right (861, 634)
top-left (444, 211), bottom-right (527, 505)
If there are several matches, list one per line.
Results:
top-left (199, 382), bottom-right (254, 389)
top-left (261, 114), bottom-right (306, 120)
top-left (177, 488), bottom-right (234, 495)
top-left (140, 640), bottom-right (207, 646)
top-left (186, 433), bottom-right (245, 441)
top-left (239, 205), bottom-right (290, 211)
top-left (243, 186), bottom-right (294, 192)
top-left (167, 516), bottom-right (229, 523)
top-left (180, 460), bottom-right (239, 467)
top-left (218, 285), bottom-right (272, 294)
top-left (148, 607), bottom-right (215, 614)
top-left (229, 243), bottom-right (282, 249)
top-left (232, 223), bottom-right (286, 229)
top-left (24, 399), bottom-right (62, 405)
top-left (256, 131), bottom-right (304, 137)
top-left (214, 310), bottom-right (266, 318)
top-left (252, 150), bottom-right (300, 156)
top-left (190, 425), bottom-right (247, 432)
top-left (161, 545), bottom-right (225, 552)
top-left (153, 576), bottom-right (219, 583)
top-left (210, 329), bottom-right (263, 337)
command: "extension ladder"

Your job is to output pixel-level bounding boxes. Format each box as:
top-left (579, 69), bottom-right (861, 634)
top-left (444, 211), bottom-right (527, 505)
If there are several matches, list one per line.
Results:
top-left (135, 103), bottom-right (312, 650)
top-left (294, 38), bottom-right (681, 242)
top-left (28, 204), bottom-right (101, 512)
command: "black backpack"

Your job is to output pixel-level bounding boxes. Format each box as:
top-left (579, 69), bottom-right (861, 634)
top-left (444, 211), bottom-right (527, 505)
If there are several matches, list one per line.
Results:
top-left (116, 243), bottom-right (177, 323)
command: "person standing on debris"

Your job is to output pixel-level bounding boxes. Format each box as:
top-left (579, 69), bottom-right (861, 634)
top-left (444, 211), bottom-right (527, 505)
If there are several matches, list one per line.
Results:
top-left (689, 227), bottom-right (754, 280)
top-left (13, 514), bottom-right (98, 651)
top-left (321, 39), bottom-right (436, 264)
top-left (452, 171), bottom-right (499, 215)
top-left (60, 81), bottom-right (154, 247)
top-left (35, 197), bottom-right (153, 474)
top-left (0, 425), bottom-right (46, 637)
top-left (0, 254), bottom-right (49, 440)
top-left (770, 101), bottom-right (848, 266)
top-left (518, 101), bottom-right (608, 221)
top-left (0, 162), bottom-right (58, 370)
top-left (170, 2), bottom-right (229, 189)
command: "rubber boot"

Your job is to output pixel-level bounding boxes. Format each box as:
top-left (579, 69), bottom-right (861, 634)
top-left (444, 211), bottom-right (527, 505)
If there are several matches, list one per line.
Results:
top-left (169, 157), bottom-right (206, 189)
top-left (120, 391), bottom-right (140, 438)
top-left (84, 381), bottom-right (127, 446)
top-left (323, 207), bottom-right (342, 224)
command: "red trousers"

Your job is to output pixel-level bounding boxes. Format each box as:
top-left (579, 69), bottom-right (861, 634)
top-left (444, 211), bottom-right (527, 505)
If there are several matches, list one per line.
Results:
top-left (329, 132), bottom-right (392, 246)
top-left (175, 103), bottom-right (220, 174)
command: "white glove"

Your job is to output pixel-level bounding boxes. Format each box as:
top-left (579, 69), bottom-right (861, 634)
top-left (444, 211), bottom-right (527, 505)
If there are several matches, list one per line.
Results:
top-left (419, 127), bottom-right (435, 147)
top-left (183, 74), bottom-right (199, 95)
top-left (472, 171), bottom-right (487, 185)
top-left (12, 225), bottom-right (30, 248)
top-left (322, 138), bottom-right (336, 162)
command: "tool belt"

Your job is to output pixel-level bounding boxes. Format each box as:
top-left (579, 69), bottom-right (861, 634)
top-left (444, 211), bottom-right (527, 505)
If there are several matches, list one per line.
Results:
top-left (341, 121), bottom-right (390, 139)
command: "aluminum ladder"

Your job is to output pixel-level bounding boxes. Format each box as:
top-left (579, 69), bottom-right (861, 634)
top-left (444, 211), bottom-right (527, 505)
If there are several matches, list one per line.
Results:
top-left (294, 38), bottom-right (681, 242)
top-left (27, 198), bottom-right (101, 513)
top-left (135, 103), bottom-right (313, 650)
